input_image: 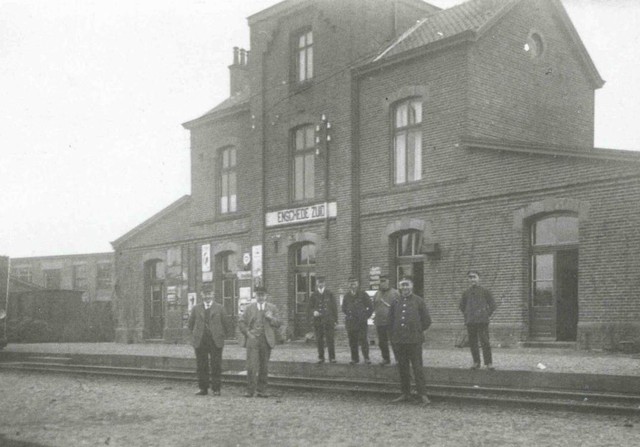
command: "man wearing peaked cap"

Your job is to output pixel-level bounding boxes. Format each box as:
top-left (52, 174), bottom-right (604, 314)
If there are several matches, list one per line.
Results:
top-left (341, 276), bottom-right (373, 365)
top-left (238, 284), bottom-right (281, 397)
top-left (389, 275), bottom-right (432, 404)
top-left (307, 275), bottom-right (338, 364)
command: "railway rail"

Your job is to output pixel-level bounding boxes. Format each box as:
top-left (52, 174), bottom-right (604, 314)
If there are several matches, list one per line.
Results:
top-left (1, 360), bottom-right (639, 415)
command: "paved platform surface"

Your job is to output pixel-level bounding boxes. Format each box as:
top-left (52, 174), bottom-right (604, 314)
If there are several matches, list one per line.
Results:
top-left (3, 342), bottom-right (639, 376)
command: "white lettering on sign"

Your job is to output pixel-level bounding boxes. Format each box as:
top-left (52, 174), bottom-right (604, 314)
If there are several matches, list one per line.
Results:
top-left (266, 202), bottom-right (337, 227)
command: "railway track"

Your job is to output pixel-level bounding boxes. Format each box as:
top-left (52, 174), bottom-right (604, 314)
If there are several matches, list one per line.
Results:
top-left (1, 360), bottom-right (639, 414)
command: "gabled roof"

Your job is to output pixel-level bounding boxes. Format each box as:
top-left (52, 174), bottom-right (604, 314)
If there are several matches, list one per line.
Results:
top-left (111, 195), bottom-right (191, 248)
top-left (370, 0), bottom-right (604, 88)
top-left (182, 89), bottom-right (251, 130)
top-left (374, 0), bottom-right (518, 62)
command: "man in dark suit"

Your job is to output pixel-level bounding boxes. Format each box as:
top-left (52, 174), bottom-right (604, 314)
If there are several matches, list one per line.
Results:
top-left (389, 276), bottom-right (432, 404)
top-left (342, 276), bottom-right (373, 365)
top-left (307, 275), bottom-right (338, 364)
top-left (238, 285), bottom-right (281, 397)
top-left (188, 289), bottom-right (232, 396)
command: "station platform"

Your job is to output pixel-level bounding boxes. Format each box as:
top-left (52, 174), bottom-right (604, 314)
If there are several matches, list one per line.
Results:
top-left (1, 342), bottom-right (639, 396)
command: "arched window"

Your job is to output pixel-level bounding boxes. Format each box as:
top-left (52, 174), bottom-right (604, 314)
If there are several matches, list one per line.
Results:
top-left (219, 146), bottom-right (237, 214)
top-left (530, 215), bottom-right (579, 341)
top-left (292, 125), bottom-right (315, 201)
top-left (393, 98), bottom-right (422, 184)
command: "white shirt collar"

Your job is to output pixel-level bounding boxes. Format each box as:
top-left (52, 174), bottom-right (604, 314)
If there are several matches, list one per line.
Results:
top-left (317, 287), bottom-right (325, 294)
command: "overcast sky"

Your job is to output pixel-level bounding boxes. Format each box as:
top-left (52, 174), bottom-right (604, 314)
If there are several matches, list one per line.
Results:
top-left (1, 0), bottom-right (638, 258)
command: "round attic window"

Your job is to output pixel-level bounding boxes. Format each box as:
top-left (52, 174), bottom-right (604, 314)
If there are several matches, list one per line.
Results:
top-left (524, 32), bottom-right (544, 58)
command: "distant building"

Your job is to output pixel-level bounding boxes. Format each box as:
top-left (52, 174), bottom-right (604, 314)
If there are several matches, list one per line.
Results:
top-left (113, 0), bottom-right (640, 350)
top-left (11, 253), bottom-right (114, 303)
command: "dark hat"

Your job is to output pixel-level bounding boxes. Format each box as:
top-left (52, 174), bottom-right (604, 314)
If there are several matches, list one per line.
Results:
top-left (255, 285), bottom-right (267, 293)
top-left (316, 275), bottom-right (326, 281)
top-left (348, 276), bottom-right (358, 282)
top-left (379, 274), bottom-right (389, 280)
top-left (398, 275), bottom-right (413, 284)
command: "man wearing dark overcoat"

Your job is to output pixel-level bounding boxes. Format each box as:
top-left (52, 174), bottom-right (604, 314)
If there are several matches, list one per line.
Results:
top-left (341, 276), bottom-right (373, 365)
top-left (238, 285), bottom-right (281, 397)
top-left (373, 274), bottom-right (400, 365)
top-left (389, 276), bottom-right (432, 404)
top-left (188, 289), bottom-right (232, 396)
top-left (307, 275), bottom-right (338, 364)
top-left (460, 270), bottom-right (497, 370)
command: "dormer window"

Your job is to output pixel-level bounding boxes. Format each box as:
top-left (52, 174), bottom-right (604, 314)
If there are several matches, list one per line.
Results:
top-left (296, 30), bottom-right (313, 83)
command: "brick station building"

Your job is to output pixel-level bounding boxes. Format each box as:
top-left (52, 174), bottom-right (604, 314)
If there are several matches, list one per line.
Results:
top-left (112, 0), bottom-right (640, 350)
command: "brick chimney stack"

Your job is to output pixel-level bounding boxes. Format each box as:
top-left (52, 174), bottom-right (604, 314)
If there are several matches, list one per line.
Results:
top-left (229, 46), bottom-right (249, 96)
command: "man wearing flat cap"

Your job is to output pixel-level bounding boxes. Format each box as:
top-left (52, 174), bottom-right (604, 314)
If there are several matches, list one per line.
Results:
top-left (373, 274), bottom-right (400, 365)
top-left (307, 275), bottom-right (338, 364)
top-left (389, 276), bottom-right (432, 404)
top-left (341, 276), bottom-right (373, 365)
top-left (238, 285), bottom-right (281, 397)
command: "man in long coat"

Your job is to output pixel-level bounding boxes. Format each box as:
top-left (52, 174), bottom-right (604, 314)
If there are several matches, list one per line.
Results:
top-left (188, 290), bottom-right (232, 396)
top-left (342, 276), bottom-right (373, 365)
top-left (307, 275), bottom-right (338, 364)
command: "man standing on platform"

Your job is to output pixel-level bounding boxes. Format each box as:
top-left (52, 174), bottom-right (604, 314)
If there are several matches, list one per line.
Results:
top-left (460, 270), bottom-right (496, 370)
top-left (342, 276), bottom-right (373, 365)
top-left (239, 285), bottom-right (281, 397)
top-left (188, 289), bottom-right (232, 396)
top-left (307, 275), bottom-right (338, 364)
top-left (373, 274), bottom-right (400, 365)
top-left (389, 276), bottom-right (431, 404)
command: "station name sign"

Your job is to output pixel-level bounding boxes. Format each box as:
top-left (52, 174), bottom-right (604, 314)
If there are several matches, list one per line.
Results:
top-left (266, 202), bottom-right (337, 227)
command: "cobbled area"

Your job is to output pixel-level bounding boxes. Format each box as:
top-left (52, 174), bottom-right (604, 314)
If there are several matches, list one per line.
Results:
top-left (1, 371), bottom-right (639, 447)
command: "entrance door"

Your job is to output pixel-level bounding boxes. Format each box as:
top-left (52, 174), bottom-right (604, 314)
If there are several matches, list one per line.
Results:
top-left (556, 250), bottom-right (578, 341)
top-left (145, 259), bottom-right (165, 339)
top-left (529, 215), bottom-right (579, 341)
top-left (291, 243), bottom-right (316, 338)
top-left (221, 276), bottom-right (238, 318)
top-left (149, 284), bottom-right (164, 338)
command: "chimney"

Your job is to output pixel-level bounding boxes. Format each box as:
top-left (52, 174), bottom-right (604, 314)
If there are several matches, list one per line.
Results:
top-left (229, 47), bottom-right (249, 96)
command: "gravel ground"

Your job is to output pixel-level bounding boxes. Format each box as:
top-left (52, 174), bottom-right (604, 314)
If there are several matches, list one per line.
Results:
top-left (5, 342), bottom-right (640, 376)
top-left (1, 371), bottom-right (639, 447)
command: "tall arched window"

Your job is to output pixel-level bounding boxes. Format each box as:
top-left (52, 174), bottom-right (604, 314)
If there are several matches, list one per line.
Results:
top-left (530, 215), bottom-right (579, 341)
top-left (292, 125), bottom-right (315, 201)
top-left (219, 146), bottom-right (237, 214)
top-left (393, 98), bottom-right (422, 184)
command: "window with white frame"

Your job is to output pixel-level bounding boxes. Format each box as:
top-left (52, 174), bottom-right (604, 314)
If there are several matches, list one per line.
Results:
top-left (293, 125), bottom-right (315, 201)
top-left (296, 30), bottom-right (313, 83)
top-left (219, 146), bottom-right (237, 214)
top-left (393, 98), bottom-right (422, 184)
